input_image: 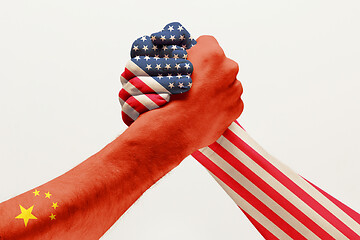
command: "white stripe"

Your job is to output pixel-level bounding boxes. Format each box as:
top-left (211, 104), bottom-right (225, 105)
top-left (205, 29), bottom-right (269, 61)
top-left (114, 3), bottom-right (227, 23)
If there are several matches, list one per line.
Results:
top-left (137, 76), bottom-right (170, 94)
top-left (120, 76), bottom-right (128, 85)
top-left (229, 122), bottom-right (360, 235)
top-left (201, 148), bottom-right (321, 239)
top-left (207, 134), bottom-right (348, 239)
top-left (132, 95), bottom-right (160, 110)
top-left (122, 102), bottom-right (139, 120)
top-left (125, 60), bottom-right (170, 94)
top-left (209, 172), bottom-right (293, 240)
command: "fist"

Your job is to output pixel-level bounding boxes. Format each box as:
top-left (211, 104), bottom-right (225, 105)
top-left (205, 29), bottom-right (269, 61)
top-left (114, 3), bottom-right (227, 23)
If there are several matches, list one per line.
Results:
top-left (119, 22), bottom-right (196, 126)
top-left (133, 35), bottom-right (244, 152)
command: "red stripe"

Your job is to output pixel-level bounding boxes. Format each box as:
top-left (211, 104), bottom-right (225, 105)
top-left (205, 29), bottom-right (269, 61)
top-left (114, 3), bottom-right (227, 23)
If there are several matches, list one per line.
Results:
top-left (241, 207), bottom-right (279, 240)
top-left (121, 67), bottom-right (136, 81)
top-left (304, 178), bottom-right (360, 224)
top-left (209, 142), bottom-right (335, 239)
top-left (126, 96), bottom-right (149, 115)
top-left (234, 120), bottom-right (245, 130)
top-left (130, 77), bottom-right (169, 104)
top-left (130, 77), bottom-right (157, 94)
top-left (119, 89), bottom-right (131, 102)
top-left (121, 111), bottom-right (134, 126)
top-left (223, 129), bottom-right (360, 239)
top-left (191, 150), bottom-right (307, 240)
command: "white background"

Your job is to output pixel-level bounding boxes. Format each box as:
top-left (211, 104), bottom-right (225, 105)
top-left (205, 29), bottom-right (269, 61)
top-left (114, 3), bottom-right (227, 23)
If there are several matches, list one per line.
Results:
top-left (1, 1), bottom-right (359, 239)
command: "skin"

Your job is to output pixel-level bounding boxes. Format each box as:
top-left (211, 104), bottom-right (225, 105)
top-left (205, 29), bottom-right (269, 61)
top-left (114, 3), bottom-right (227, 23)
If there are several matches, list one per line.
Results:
top-left (0, 35), bottom-right (243, 240)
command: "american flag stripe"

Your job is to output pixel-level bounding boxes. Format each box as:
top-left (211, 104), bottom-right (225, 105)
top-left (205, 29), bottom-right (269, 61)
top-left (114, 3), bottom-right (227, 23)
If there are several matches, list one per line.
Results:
top-left (305, 179), bottom-right (360, 225)
top-left (241, 208), bottom-right (280, 240)
top-left (191, 122), bottom-right (360, 239)
top-left (227, 123), bottom-right (360, 237)
top-left (204, 168), bottom-right (294, 239)
top-left (125, 60), bottom-right (171, 95)
top-left (200, 147), bottom-right (321, 239)
top-left (208, 142), bottom-right (333, 239)
top-left (219, 132), bottom-right (351, 239)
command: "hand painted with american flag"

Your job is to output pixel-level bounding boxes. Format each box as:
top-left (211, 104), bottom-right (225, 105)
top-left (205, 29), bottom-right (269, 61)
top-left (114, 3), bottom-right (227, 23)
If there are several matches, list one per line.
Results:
top-left (119, 22), bottom-right (196, 126)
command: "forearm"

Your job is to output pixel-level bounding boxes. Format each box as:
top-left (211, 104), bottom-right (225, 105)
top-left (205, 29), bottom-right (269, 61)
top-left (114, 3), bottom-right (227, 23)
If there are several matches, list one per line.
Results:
top-left (0, 114), bottom-right (190, 240)
top-left (193, 121), bottom-right (360, 239)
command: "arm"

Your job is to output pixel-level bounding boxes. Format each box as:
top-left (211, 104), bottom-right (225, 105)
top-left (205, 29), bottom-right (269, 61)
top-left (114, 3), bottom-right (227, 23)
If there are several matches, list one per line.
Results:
top-left (0, 36), bottom-right (242, 240)
top-left (120, 29), bottom-right (360, 239)
top-left (0, 117), bottom-right (190, 240)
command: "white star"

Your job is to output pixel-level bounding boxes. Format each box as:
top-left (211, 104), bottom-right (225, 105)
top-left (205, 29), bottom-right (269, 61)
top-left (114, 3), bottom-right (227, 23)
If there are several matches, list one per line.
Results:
top-left (177, 25), bottom-right (184, 31)
top-left (178, 82), bottom-right (184, 88)
top-left (183, 53), bottom-right (188, 59)
top-left (190, 36), bottom-right (194, 41)
top-left (175, 64), bottom-right (181, 69)
top-left (158, 74), bottom-right (163, 79)
top-left (134, 56), bottom-right (141, 61)
top-left (151, 35), bottom-right (156, 41)
top-left (168, 82), bottom-right (174, 88)
top-left (160, 35), bottom-right (166, 41)
top-left (173, 54), bottom-right (179, 60)
top-left (168, 25), bottom-right (174, 32)
top-left (165, 64), bottom-right (171, 70)
top-left (144, 55), bottom-right (150, 61)
top-left (188, 82), bottom-right (192, 87)
top-left (142, 45), bottom-right (148, 51)
top-left (182, 44), bottom-right (187, 49)
top-left (162, 45), bottom-right (168, 51)
top-left (154, 55), bottom-right (160, 60)
top-left (179, 35), bottom-right (185, 41)
top-left (176, 73), bottom-right (182, 79)
top-left (187, 73), bottom-right (191, 78)
top-left (171, 45), bottom-right (177, 50)
top-left (155, 64), bottom-right (161, 70)
top-left (167, 74), bottom-right (173, 79)
top-left (184, 63), bottom-right (191, 69)
top-left (141, 36), bottom-right (147, 42)
top-left (170, 35), bottom-right (176, 41)
top-left (164, 54), bottom-right (169, 60)
top-left (152, 45), bottom-right (158, 51)
top-left (133, 45), bottom-right (139, 51)
top-left (146, 64), bottom-right (152, 70)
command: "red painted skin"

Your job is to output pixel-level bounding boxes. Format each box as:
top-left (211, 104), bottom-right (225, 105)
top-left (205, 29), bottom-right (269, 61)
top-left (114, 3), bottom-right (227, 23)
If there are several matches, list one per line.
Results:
top-left (0, 36), bottom-right (243, 240)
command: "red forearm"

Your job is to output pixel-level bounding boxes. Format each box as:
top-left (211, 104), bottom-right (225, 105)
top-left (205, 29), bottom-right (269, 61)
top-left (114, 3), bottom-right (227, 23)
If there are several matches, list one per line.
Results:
top-left (0, 113), bottom-right (191, 240)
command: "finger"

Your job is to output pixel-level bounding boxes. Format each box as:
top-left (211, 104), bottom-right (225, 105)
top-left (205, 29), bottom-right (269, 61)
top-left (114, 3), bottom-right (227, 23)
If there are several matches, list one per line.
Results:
top-left (121, 93), bottom-right (170, 126)
top-left (151, 22), bottom-right (192, 48)
top-left (127, 58), bottom-right (193, 77)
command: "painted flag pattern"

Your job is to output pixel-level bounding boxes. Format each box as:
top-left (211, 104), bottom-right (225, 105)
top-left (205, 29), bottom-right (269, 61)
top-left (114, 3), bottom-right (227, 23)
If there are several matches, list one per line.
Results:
top-left (119, 23), bottom-right (360, 239)
top-left (15, 189), bottom-right (58, 227)
top-left (119, 22), bottom-right (196, 126)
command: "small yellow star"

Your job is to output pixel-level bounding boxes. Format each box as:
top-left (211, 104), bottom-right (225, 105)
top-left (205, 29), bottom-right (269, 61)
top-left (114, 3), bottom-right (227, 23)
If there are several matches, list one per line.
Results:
top-left (45, 192), bottom-right (52, 199)
top-left (15, 205), bottom-right (37, 227)
top-left (49, 213), bottom-right (56, 220)
top-left (51, 202), bottom-right (59, 210)
top-left (33, 189), bottom-right (40, 197)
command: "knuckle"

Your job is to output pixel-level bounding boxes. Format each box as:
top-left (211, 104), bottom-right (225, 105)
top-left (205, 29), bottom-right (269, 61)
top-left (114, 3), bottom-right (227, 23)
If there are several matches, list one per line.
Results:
top-left (225, 59), bottom-right (239, 76)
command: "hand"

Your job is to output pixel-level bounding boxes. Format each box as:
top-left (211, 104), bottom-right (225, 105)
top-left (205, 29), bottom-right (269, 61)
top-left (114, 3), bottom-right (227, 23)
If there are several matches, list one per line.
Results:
top-left (119, 22), bottom-right (196, 126)
top-left (132, 35), bottom-right (244, 153)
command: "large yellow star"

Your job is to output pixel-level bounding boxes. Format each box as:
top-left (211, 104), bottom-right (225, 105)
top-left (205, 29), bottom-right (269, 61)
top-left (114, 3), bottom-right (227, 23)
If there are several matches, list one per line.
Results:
top-left (15, 205), bottom-right (37, 227)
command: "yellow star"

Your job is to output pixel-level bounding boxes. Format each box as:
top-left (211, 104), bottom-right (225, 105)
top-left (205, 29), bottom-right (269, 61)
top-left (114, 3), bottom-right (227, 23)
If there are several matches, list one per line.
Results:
top-left (51, 202), bottom-right (59, 210)
top-left (15, 205), bottom-right (37, 227)
top-left (49, 213), bottom-right (56, 220)
top-left (45, 192), bottom-right (52, 199)
top-left (33, 189), bottom-right (40, 197)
